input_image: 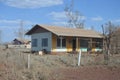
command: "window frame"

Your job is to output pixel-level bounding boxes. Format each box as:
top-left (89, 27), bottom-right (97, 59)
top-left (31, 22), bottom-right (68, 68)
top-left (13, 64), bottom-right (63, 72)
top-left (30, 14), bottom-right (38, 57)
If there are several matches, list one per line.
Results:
top-left (80, 39), bottom-right (89, 48)
top-left (57, 37), bottom-right (66, 48)
top-left (32, 39), bottom-right (37, 47)
top-left (42, 38), bottom-right (48, 47)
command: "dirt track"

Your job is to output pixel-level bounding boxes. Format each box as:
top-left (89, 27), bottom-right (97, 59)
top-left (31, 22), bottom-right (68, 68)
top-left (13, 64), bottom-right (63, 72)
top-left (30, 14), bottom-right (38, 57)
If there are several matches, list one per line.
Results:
top-left (53, 66), bottom-right (120, 80)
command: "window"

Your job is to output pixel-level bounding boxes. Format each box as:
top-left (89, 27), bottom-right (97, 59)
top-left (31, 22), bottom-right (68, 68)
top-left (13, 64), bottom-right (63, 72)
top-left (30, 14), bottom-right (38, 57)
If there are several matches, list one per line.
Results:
top-left (57, 37), bottom-right (66, 48)
top-left (32, 39), bottom-right (37, 47)
top-left (80, 39), bottom-right (88, 48)
top-left (93, 38), bottom-right (103, 48)
top-left (62, 38), bottom-right (66, 47)
top-left (57, 38), bottom-right (61, 47)
top-left (42, 38), bottom-right (48, 47)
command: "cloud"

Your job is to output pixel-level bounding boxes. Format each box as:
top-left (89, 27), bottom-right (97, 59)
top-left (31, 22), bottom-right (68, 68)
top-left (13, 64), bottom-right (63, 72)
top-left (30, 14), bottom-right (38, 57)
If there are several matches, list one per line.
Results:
top-left (79, 16), bottom-right (86, 20)
top-left (52, 21), bottom-right (67, 26)
top-left (114, 19), bottom-right (120, 23)
top-left (110, 19), bottom-right (120, 25)
top-left (0, 19), bottom-right (35, 32)
top-left (48, 11), bottom-right (87, 27)
top-left (48, 11), bottom-right (86, 21)
top-left (0, 26), bottom-right (19, 30)
top-left (0, 19), bottom-right (20, 24)
top-left (1, 0), bottom-right (63, 8)
top-left (0, 19), bottom-right (33, 25)
top-left (91, 16), bottom-right (103, 21)
top-left (48, 11), bottom-right (67, 21)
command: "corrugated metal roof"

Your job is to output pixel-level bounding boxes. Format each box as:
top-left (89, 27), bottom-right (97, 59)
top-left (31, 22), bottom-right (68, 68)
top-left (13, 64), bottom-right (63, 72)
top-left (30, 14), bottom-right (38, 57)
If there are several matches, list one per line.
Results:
top-left (26, 24), bottom-right (103, 38)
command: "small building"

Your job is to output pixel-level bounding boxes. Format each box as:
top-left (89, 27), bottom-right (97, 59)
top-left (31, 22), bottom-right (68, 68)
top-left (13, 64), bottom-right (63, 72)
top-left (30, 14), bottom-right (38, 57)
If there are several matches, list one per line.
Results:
top-left (12, 38), bottom-right (31, 45)
top-left (8, 38), bottom-right (31, 49)
top-left (13, 38), bottom-right (23, 45)
top-left (26, 24), bottom-right (103, 53)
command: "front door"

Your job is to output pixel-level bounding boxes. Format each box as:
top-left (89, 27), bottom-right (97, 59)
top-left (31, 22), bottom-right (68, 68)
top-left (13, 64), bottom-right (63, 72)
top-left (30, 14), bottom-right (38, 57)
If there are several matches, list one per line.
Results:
top-left (72, 38), bottom-right (76, 51)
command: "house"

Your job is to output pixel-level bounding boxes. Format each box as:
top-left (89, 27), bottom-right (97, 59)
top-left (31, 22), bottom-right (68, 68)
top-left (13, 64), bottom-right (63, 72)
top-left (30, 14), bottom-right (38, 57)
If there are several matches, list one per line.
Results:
top-left (8, 38), bottom-right (31, 49)
top-left (26, 24), bottom-right (103, 53)
top-left (13, 38), bottom-right (23, 45)
top-left (12, 38), bottom-right (31, 45)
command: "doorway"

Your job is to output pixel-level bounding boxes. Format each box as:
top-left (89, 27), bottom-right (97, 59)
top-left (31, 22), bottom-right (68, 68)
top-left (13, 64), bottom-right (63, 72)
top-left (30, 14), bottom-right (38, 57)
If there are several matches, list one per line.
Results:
top-left (72, 38), bottom-right (76, 51)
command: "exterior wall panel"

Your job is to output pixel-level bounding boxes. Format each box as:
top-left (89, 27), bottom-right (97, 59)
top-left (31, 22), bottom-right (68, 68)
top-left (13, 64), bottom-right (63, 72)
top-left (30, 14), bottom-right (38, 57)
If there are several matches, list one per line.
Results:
top-left (66, 37), bottom-right (72, 52)
top-left (51, 34), bottom-right (57, 52)
top-left (31, 32), bottom-right (52, 51)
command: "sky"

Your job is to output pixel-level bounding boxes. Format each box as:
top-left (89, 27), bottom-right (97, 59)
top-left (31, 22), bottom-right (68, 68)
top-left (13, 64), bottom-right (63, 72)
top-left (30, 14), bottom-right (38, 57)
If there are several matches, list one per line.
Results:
top-left (0, 0), bottom-right (120, 43)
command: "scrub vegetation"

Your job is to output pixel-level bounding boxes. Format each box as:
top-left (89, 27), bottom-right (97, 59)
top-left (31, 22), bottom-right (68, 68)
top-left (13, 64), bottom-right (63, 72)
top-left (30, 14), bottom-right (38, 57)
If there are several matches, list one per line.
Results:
top-left (0, 46), bottom-right (120, 80)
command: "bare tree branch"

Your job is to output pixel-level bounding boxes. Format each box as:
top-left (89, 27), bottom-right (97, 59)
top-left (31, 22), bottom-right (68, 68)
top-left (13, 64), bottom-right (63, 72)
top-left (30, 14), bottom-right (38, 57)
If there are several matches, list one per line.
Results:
top-left (64, 0), bottom-right (85, 28)
top-left (102, 21), bottom-right (120, 64)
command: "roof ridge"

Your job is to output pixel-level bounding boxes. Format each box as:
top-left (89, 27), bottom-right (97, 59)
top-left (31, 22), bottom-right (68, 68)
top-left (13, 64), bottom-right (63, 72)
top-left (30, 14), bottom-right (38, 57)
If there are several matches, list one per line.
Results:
top-left (26, 24), bottom-right (103, 38)
top-left (38, 24), bottom-right (92, 31)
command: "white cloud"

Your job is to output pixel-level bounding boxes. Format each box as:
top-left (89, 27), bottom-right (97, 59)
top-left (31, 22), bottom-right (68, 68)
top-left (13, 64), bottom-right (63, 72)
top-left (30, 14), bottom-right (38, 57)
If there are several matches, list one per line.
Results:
top-left (110, 19), bottom-right (120, 25)
top-left (1, 0), bottom-right (63, 8)
top-left (0, 19), bottom-right (33, 25)
top-left (49, 11), bottom-right (86, 21)
top-left (52, 21), bottom-right (67, 26)
top-left (114, 19), bottom-right (120, 23)
top-left (0, 26), bottom-right (19, 30)
top-left (79, 16), bottom-right (86, 20)
top-left (0, 19), bottom-right (35, 32)
top-left (91, 16), bottom-right (103, 21)
top-left (48, 11), bottom-right (67, 20)
top-left (48, 11), bottom-right (87, 27)
top-left (0, 19), bottom-right (20, 24)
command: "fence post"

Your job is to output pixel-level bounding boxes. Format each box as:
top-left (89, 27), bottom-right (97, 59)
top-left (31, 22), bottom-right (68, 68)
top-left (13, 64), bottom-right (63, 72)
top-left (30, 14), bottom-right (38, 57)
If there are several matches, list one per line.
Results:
top-left (78, 50), bottom-right (82, 66)
top-left (28, 54), bottom-right (30, 69)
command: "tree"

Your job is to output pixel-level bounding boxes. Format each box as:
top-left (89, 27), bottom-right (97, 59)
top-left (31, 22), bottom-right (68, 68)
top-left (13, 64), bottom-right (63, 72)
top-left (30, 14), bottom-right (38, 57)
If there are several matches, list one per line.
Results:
top-left (64, 0), bottom-right (85, 28)
top-left (0, 30), bottom-right (2, 44)
top-left (15, 20), bottom-right (25, 40)
top-left (102, 21), bottom-right (118, 64)
top-left (110, 25), bottom-right (120, 54)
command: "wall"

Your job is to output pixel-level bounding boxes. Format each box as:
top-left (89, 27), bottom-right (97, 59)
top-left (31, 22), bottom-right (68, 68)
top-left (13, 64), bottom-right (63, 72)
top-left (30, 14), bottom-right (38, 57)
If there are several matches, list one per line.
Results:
top-left (8, 44), bottom-right (27, 48)
top-left (51, 34), bottom-right (103, 53)
top-left (51, 34), bottom-right (68, 52)
top-left (31, 32), bottom-right (52, 51)
top-left (51, 34), bottom-right (57, 52)
top-left (51, 36), bottom-right (80, 52)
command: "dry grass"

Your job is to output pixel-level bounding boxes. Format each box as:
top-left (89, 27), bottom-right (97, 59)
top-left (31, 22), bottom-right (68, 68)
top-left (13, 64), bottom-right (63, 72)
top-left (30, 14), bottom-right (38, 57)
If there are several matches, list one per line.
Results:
top-left (0, 46), bottom-right (120, 80)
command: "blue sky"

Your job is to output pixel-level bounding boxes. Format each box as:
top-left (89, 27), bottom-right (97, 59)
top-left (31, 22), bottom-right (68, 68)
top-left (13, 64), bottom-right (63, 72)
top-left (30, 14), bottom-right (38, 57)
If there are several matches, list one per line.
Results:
top-left (0, 0), bottom-right (120, 42)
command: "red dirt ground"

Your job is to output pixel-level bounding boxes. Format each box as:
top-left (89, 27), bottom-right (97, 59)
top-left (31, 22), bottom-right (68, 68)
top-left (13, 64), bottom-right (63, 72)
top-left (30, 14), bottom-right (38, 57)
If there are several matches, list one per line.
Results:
top-left (52, 66), bottom-right (120, 80)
